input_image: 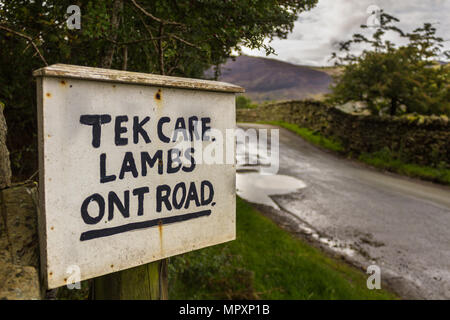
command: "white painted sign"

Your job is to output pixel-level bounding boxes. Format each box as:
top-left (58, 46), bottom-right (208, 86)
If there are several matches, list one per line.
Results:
top-left (34, 64), bottom-right (243, 289)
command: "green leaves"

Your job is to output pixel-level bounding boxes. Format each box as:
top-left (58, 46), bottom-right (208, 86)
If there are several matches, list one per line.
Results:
top-left (0, 0), bottom-right (319, 178)
top-left (329, 11), bottom-right (449, 116)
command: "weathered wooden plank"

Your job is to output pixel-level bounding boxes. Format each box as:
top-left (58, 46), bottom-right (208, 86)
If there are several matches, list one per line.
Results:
top-left (93, 260), bottom-right (167, 300)
top-left (33, 64), bottom-right (245, 93)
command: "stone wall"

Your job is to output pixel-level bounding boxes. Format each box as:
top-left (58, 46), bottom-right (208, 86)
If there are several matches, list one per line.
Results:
top-left (0, 108), bottom-right (41, 299)
top-left (0, 183), bottom-right (41, 299)
top-left (237, 100), bottom-right (450, 167)
top-left (0, 105), bottom-right (11, 189)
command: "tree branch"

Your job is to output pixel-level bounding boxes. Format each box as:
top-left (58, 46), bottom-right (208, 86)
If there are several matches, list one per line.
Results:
top-left (169, 33), bottom-right (203, 50)
top-left (136, 13), bottom-right (159, 52)
top-left (0, 24), bottom-right (48, 66)
top-left (103, 36), bottom-right (165, 45)
top-left (167, 54), bottom-right (181, 75)
top-left (130, 0), bottom-right (184, 26)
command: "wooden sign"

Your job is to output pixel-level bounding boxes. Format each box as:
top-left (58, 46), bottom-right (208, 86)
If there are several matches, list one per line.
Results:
top-left (33, 64), bottom-right (243, 289)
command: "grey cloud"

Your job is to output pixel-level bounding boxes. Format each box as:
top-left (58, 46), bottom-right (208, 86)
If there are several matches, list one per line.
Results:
top-left (242, 0), bottom-right (450, 66)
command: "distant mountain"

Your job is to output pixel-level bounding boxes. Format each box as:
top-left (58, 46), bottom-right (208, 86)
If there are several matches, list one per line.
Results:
top-left (208, 55), bottom-right (333, 102)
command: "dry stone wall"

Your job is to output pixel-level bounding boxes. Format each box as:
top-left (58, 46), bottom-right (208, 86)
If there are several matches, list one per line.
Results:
top-left (237, 100), bottom-right (450, 167)
top-left (0, 183), bottom-right (41, 299)
top-left (1, 108), bottom-right (41, 299)
top-left (0, 106), bottom-right (11, 189)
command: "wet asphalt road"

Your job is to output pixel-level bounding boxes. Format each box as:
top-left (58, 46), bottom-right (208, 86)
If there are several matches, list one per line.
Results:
top-left (238, 123), bottom-right (450, 299)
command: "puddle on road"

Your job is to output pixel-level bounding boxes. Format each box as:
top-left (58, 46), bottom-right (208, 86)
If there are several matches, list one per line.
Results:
top-left (235, 125), bottom-right (356, 258)
top-left (236, 172), bottom-right (307, 209)
top-left (236, 127), bottom-right (307, 209)
top-left (236, 170), bottom-right (356, 257)
top-left (311, 233), bottom-right (356, 257)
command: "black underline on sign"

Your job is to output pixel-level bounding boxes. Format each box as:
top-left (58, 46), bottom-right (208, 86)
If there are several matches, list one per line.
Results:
top-left (79, 210), bottom-right (212, 241)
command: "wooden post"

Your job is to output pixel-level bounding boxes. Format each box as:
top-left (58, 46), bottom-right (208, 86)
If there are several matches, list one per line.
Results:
top-left (93, 259), bottom-right (168, 300)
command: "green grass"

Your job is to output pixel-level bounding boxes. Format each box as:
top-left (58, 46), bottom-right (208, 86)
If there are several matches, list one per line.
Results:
top-left (359, 149), bottom-right (450, 185)
top-left (259, 121), bottom-right (344, 152)
top-left (168, 197), bottom-right (396, 300)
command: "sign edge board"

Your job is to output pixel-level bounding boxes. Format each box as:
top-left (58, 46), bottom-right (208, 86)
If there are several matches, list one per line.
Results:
top-left (33, 64), bottom-right (245, 94)
top-left (35, 67), bottom-right (237, 289)
top-left (36, 77), bottom-right (50, 290)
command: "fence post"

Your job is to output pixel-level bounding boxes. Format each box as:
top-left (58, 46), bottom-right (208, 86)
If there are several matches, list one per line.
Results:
top-left (93, 259), bottom-right (168, 300)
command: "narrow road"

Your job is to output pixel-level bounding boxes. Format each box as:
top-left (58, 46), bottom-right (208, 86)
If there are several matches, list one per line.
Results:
top-left (237, 123), bottom-right (450, 299)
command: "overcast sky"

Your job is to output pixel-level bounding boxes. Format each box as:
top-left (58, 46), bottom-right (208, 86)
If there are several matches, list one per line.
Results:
top-left (241, 0), bottom-right (450, 66)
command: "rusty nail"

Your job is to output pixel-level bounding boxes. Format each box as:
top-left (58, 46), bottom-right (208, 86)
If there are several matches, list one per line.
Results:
top-left (155, 89), bottom-right (162, 100)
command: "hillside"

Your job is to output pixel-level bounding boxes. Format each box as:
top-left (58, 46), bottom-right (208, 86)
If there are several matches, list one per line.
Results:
top-left (209, 55), bottom-right (333, 102)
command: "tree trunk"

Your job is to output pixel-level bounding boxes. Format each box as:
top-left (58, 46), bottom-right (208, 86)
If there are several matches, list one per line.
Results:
top-left (0, 104), bottom-right (12, 189)
top-left (158, 23), bottom-right (165, 75)
top-left (390, 98), bottom-right (398, 116)
top-left (122, 46), bottom-right (128, 71)
top-left (101, 0), bottom-right (123, 69)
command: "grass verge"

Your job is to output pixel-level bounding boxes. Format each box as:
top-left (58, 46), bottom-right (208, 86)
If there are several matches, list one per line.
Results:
top-left (168, 197), bottom-right (396, 300)
top-left (359, 150), bottom-right (450, 185)
top-left (258, 121), bottom-right (344, 153)
top-left (257, 121), bottom-right (449, 185)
